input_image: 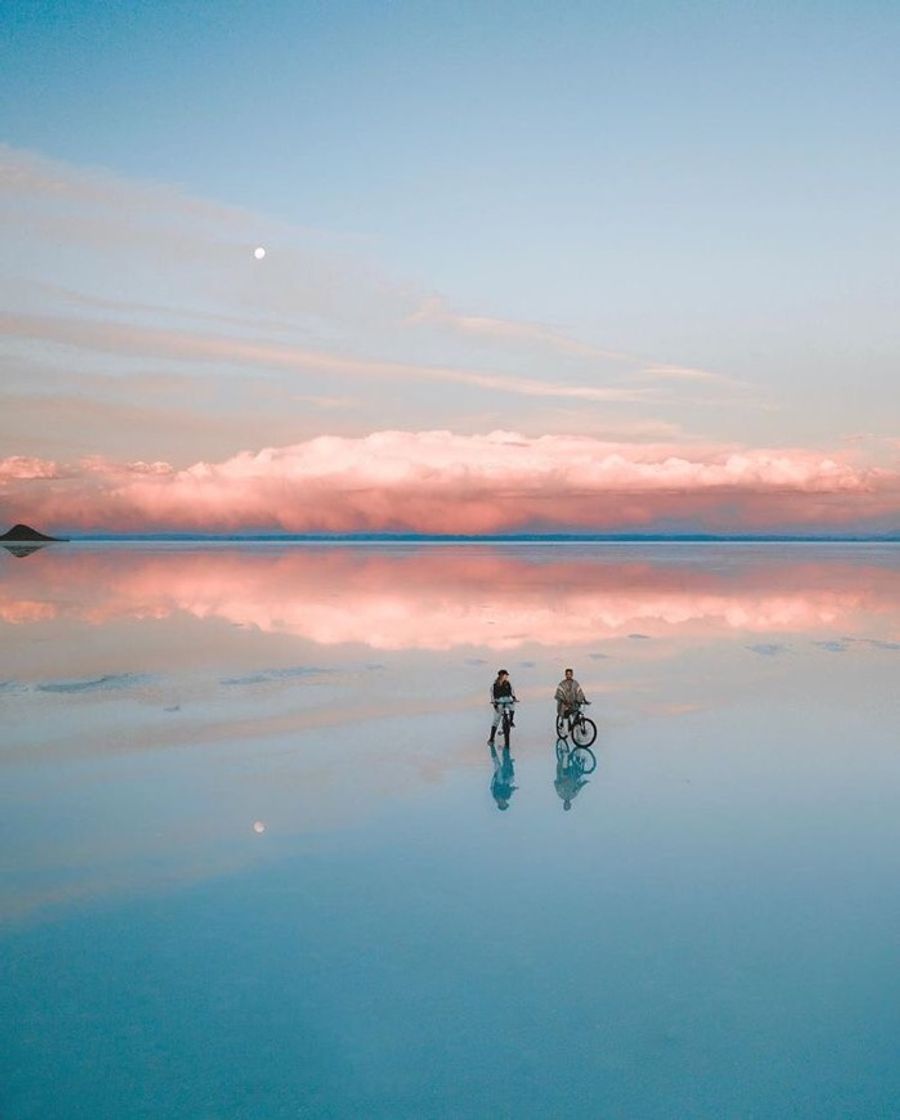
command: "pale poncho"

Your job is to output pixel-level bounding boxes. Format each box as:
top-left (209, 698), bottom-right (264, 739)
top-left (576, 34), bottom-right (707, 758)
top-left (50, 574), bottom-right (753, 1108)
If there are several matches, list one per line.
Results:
top-left (554, 678), bottom-right (585, 711)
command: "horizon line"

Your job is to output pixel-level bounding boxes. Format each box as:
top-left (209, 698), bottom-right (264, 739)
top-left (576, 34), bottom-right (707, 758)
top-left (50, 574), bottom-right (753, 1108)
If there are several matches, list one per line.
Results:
top-left (46, 531), bottom-right (900, 544)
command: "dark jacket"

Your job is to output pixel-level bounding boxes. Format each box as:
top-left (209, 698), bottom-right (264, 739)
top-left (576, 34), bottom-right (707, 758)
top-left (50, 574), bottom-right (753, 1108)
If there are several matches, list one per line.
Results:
top-left (492, 678), bottom-right (514, 702)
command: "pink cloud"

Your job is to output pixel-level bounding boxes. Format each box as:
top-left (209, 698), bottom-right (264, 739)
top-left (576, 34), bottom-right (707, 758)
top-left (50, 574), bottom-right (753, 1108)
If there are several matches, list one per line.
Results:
top-left (0, 456), bottom-right (61, 481)
top-left (1, 430), bottom-right (897, 535)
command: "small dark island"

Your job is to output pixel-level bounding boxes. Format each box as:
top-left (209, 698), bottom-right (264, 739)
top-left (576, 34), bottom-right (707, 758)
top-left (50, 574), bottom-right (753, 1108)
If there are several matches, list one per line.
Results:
top-left (1, 523), bottom-right (68, 542)
top-left (1, 523), bottom-right (68, 558)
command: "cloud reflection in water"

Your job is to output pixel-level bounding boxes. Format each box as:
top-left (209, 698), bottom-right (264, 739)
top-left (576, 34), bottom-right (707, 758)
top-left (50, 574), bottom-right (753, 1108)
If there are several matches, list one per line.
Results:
top-left (0, 544), bottom-right (897, 651)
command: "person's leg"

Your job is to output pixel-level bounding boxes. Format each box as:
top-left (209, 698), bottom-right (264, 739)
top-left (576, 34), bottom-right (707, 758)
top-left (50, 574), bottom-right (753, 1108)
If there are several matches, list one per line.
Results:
top-left (488, 705), bottom-right (502, 744)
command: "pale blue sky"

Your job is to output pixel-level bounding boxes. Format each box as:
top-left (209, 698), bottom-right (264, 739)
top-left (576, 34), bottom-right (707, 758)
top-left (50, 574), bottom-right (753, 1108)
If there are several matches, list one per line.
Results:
top-left (5, 3), bottom-right (899, 310)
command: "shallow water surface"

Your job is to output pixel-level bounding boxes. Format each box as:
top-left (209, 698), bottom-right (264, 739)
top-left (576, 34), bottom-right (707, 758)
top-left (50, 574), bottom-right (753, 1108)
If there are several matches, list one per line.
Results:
top-left (1, 543), bottom-right (899, 1118)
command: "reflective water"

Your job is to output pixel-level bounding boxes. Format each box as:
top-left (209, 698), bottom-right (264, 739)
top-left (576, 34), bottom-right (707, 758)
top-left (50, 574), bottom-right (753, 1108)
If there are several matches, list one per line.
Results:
top-left (2, 543), bottom-right (898, 1119)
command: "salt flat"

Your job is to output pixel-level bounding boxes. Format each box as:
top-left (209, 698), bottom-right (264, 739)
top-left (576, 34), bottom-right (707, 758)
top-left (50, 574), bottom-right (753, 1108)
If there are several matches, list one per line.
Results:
top-left (2, 543), bottom-right (898, 1119)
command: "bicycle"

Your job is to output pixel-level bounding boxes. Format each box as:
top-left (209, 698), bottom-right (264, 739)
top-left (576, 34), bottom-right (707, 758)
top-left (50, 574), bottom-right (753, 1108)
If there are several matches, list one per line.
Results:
top-left (555, 700), bottom-right (597, 748)
top-left (491, 697), bottom-right (517, 750)
top-left (555, 736), bottom-right (597, 775)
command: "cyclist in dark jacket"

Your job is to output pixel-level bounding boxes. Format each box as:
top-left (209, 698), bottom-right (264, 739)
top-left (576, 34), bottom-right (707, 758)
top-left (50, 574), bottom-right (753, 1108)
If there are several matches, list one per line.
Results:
top-left (488, 669), bottom-right (517, 745)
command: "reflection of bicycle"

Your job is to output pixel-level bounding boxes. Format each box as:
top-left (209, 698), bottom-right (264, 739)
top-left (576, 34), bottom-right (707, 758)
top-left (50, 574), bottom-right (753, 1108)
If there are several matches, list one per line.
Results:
top-left (491, 698), bottom-right (517, 749)
top-left (555, 701), bottom-right (596, 747)
top-left (555, 737), bottom-right (597, 775)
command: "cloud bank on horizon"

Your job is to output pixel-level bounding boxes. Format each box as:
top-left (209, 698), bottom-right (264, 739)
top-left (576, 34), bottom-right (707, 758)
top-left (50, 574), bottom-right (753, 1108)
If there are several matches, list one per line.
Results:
top-left (2, 431), bottom-right (897, 535)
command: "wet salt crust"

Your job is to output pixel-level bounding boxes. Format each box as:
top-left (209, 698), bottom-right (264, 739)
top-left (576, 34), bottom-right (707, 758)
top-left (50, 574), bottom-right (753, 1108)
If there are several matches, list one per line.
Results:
top-left (1, 543), bottom-right (898, 1119)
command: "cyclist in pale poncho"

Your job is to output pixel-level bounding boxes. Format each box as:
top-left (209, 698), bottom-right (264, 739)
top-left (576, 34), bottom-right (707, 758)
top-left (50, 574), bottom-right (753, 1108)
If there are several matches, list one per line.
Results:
top-left (555, 668), bottom-right (586, 718)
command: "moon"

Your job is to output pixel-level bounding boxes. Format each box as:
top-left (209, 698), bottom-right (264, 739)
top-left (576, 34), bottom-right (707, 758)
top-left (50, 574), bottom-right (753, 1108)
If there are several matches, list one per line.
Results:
top-left (253, 246), bottom-right (266, 260)
top-left (252, 821), bottom-right (266, 833)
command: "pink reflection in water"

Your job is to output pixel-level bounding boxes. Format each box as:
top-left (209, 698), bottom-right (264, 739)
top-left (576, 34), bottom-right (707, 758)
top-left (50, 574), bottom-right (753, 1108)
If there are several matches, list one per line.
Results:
top-left (0, 545), bottom-right (897, 650)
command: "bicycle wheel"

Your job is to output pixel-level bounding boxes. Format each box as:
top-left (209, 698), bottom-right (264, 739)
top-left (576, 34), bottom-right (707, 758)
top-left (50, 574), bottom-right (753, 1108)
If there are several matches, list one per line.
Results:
top-left (502, 711), bottom-right (512, 749)
top-left (555, 737), bottom-right (568, 760)
top-left (572, 716), bottom-right (597, 747)
top-left (571, 745), bottom-right (597, 775)
top-left (555, 714), bottom-right (569, 739)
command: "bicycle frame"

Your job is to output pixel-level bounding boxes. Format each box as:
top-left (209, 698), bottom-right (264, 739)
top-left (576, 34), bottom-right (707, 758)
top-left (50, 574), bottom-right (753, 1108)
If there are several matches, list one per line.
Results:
top-left (557, 701), bottom-right (585, 734)
top-left (555, 701), bottom-right (596, 747)
top-left (492, 697), bottom-right (517, 747)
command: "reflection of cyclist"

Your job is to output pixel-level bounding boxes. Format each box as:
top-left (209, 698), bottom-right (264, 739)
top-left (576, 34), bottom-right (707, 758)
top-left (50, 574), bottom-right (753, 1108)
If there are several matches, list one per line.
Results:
top-left (555, 668), bottom-right (586, 718)
top-left (488, 669), bottom-right (517, 746)
top-left (490, 743), bottom-right (518, 811)
top-left (555, 744), bottom-right (589, 811)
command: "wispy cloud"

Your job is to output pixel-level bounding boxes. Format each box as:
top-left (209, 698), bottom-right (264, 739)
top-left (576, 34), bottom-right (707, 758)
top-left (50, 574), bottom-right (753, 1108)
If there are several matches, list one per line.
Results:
top-left (38, 282), bottom-right (308, 337)
top-left (541, 415), bottom-right (686, 441)
top-left (633, 364), bottom-right (749, 389)
top-left (0, 142), bottom-right (887, 471)
top-left (407, 296), bottom-right (630, 362)
top-left (1, 141), bottom-right (771, 464)
top-left (292, 394), bottom-right (360, 410)
top-left (0, 143), bottom-right (254, 227)
top-left (406, 297), bottom-right (756, 402)
top-left (0, 312), bottom-right (656, 406)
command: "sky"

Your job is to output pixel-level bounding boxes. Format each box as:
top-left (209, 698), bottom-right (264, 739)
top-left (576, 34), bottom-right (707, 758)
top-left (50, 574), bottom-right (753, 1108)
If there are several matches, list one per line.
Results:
top-left (1, 0), bottom-right (898, 534)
